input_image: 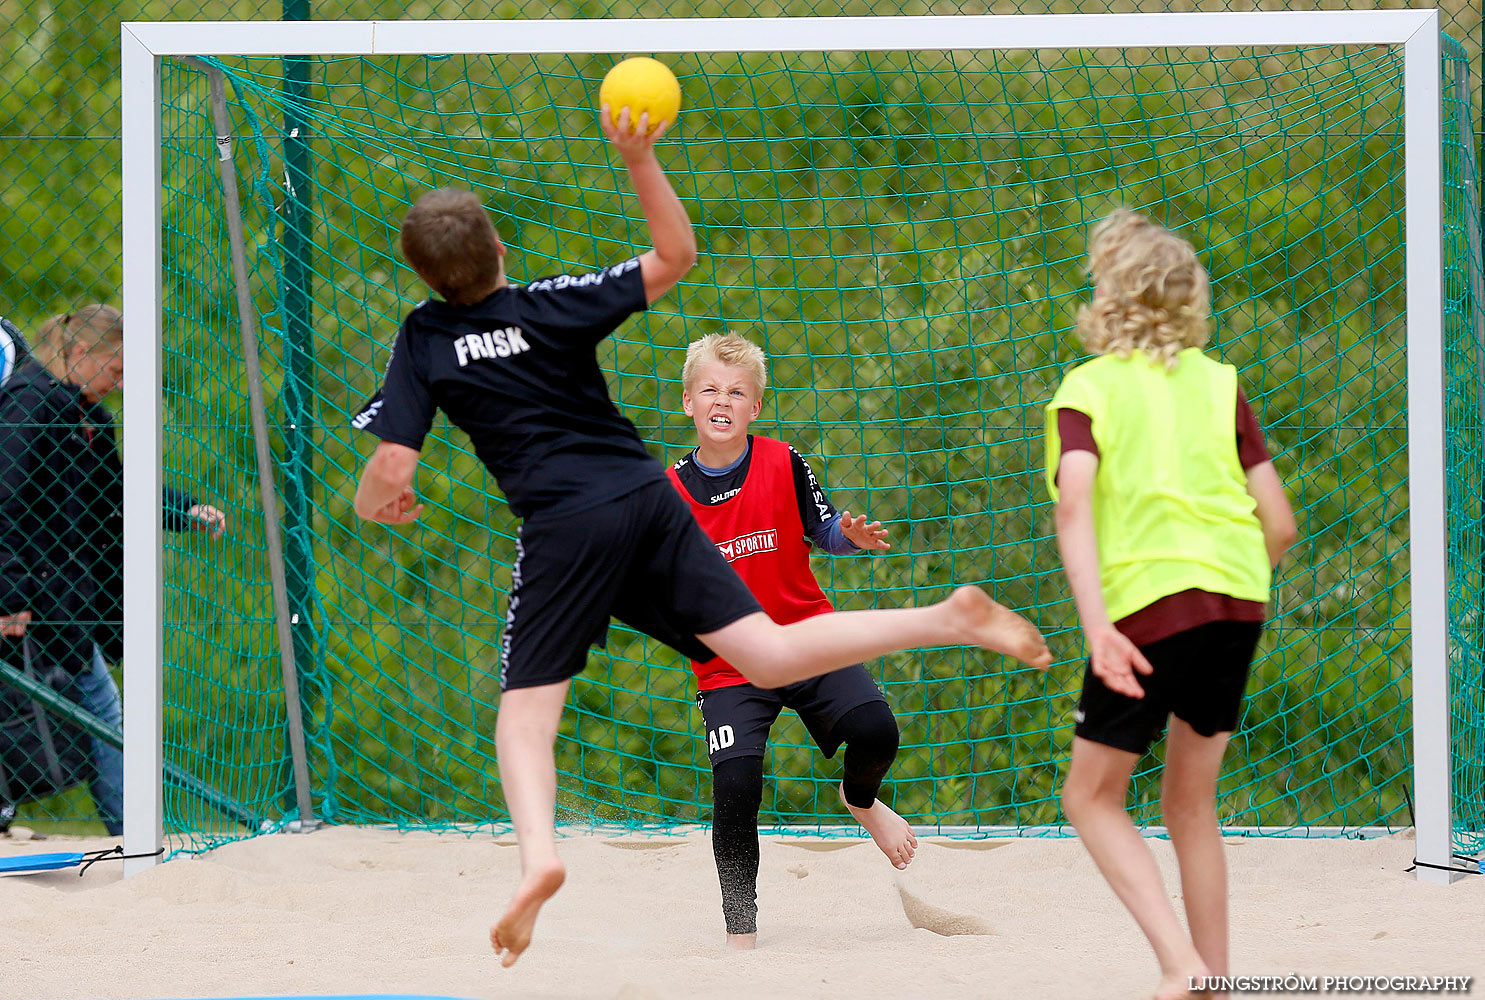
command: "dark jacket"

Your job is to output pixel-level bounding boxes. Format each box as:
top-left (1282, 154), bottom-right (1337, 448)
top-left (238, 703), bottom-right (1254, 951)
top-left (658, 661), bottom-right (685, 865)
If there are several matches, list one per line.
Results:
top-left (0, 360), bottom-right (197, 669)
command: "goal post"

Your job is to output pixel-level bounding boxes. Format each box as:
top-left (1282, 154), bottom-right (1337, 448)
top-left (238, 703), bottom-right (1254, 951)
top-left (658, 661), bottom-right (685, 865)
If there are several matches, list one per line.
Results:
top-left (1397, 14), bottom-right (1454, 888)
top-left (120, 11), bottom-right (1465, 882)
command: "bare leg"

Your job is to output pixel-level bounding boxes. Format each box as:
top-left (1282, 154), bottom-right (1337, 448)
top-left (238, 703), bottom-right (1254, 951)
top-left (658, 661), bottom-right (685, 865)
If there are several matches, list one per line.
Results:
top-left (832, 701), bottom-right (914, 869)
top-left (1061, 736), bottom-right (1209, 999)
top-left (840, 784), bottom-right (917, 869)
top-left (726, 933), bottom-right (757, 950)
top-left (1162, 718), bottom-right (1233, 997)
top-left (700, 587), bottom-right (1051, 689)
top-left (490, 680), bottom-right (570, 968)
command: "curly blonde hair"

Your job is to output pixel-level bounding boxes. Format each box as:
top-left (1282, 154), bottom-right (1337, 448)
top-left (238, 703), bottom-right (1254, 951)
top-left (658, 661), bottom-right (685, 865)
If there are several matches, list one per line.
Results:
top-left (682, 332), bottom-right (768, 396)
top-left (1076, 210), bottom-right (1211, 372)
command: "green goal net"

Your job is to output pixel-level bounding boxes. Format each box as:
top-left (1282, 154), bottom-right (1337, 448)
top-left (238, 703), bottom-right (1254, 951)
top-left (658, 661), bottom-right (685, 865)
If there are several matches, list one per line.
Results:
top-left (141, 37), bottom-right (1482, 855)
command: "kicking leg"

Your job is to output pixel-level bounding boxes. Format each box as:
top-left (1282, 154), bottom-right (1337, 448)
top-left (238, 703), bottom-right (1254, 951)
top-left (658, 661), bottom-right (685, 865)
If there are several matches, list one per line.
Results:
top-left (490, 680), bottom-right (570, 968)
top-left (830, 701), bottom-right (915, 869)
top-left (712, 755), bottom-right (765, 949)
top-left (1061, 736), bottom-right (1209, 1000)
top-left (1162, 718), bottom-right (1233, 993)
top-left (700, 588), bottom-right (1050, 690)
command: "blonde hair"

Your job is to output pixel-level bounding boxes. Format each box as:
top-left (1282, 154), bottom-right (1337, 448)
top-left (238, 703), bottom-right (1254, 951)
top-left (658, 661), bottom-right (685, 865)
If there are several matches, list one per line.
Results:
top-left (682, 332), bottom-right (768, 396)
top-left (32, 304), bottom-right (123, 381)
top-left (1076, 210), bottom-right (1211, 372)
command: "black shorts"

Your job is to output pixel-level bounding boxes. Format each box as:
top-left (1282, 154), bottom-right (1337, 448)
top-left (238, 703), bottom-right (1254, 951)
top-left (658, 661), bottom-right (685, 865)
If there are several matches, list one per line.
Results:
top-left (499, 479), bottom-right (763, 690)
top-left (1074, 619), bottom-right (1263, 756)
top-left (695, 664), bottom-right (887, 766)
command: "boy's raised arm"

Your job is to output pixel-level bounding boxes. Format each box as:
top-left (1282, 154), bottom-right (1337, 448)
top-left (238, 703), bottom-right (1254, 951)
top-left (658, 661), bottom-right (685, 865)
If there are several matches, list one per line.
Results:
top-left (601, 107), bottom-right (696, 304)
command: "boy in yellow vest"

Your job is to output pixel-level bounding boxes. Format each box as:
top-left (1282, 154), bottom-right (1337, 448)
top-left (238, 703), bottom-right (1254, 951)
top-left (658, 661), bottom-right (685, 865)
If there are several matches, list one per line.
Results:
top-left (1046, 210), bottom-right (1297, 1000)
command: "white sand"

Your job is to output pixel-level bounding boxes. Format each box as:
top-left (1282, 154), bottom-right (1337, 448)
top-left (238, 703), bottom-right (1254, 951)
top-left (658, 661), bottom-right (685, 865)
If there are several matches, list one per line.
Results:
top-left (1, 826), bottom-right (1479, 999)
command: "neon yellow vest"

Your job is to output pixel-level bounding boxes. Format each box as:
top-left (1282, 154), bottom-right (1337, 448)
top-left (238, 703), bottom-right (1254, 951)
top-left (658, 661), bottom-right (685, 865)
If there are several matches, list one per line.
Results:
top-left (1045, 347), bottom-right (1270, 622)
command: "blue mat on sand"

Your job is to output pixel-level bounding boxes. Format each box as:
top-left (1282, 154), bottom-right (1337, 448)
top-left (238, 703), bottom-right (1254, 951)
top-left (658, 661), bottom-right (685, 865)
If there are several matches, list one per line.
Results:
top-left (0, 845), bottom-right (162, 875)
top-left (0, 851), bottom-right (87, 873)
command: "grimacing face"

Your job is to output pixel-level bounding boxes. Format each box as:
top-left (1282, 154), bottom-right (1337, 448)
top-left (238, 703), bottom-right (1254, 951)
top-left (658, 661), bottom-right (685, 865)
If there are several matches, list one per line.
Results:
top-left (682, 360), bottom-right (763, 452)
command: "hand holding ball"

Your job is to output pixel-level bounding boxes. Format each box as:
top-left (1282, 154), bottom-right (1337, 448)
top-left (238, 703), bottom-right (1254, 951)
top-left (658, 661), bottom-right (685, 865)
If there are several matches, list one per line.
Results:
top-left (600, 57), bottom-right (681, 136)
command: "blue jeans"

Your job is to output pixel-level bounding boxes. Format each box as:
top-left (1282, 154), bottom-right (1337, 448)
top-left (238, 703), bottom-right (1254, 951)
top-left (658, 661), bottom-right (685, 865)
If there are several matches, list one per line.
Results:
top-left (59, 646), bottom-right (124, 836)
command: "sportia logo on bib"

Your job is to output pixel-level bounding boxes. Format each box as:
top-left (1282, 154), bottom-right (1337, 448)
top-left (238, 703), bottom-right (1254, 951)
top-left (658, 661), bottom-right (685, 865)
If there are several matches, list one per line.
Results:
top-left (716, 529), bottom-right (778, 563)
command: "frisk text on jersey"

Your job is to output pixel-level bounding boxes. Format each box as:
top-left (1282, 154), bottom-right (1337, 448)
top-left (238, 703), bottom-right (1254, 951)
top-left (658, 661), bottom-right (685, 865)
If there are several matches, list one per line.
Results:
top-left (454, 326), bottom-right (531, 367)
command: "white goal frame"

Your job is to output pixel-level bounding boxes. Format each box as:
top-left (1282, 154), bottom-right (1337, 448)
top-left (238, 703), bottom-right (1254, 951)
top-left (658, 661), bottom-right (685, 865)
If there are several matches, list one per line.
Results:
top-left (119, 10), bottom-right (1455, 881)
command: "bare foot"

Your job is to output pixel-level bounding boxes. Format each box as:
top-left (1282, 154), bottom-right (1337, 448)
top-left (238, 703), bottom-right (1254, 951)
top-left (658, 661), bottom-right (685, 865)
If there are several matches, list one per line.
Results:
top-left (841, 785), bottom-right (917, 869)
top-left (1153, 963), bottom-right (1214, 1000)
top-left (947, 586), bottom-right (1052, 670)
top-left (489, 858), bottom-right (566, 967)
top-left (726, 933), bottom-right (757, 950)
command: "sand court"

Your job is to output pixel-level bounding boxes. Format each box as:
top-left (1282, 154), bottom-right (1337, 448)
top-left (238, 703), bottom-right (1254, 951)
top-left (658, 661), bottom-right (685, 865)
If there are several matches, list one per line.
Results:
top-left (1, 826), bottom-right (1480, 999)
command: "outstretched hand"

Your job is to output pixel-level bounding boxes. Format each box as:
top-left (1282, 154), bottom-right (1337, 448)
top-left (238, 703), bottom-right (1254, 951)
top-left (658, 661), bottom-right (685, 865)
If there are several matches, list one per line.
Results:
top-left (187, 503), bottom-right (228, 540)
top-left (368, 486), bottom-right (423, 526)
top-left (0, 610), bottom-right (30, 638)
top-left (600, 104), bottom-right (670, 160)
top-left (1085, 624), bottom-right (1153, 699)
top-left (838, 511), bottom-right (891, 551)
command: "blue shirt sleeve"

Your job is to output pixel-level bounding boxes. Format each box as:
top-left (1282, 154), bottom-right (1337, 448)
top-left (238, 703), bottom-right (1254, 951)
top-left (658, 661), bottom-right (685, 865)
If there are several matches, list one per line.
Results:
top-left (811, 513), bottom-right (860, 555)
top-left (161, 486), bottom-right (200, 531)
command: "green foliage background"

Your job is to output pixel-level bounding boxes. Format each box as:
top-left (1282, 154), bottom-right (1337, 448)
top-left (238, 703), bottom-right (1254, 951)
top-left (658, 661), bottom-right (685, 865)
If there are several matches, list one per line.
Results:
top-left (2, 0), bottom-right (1481, 854)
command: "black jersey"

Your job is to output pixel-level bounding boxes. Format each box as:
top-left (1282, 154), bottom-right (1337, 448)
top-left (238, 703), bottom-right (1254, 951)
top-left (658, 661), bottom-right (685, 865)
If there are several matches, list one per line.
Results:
top-left (353, 258), bottom-right (668, 518)
top-left (671, 435), bottom-right (841, 541)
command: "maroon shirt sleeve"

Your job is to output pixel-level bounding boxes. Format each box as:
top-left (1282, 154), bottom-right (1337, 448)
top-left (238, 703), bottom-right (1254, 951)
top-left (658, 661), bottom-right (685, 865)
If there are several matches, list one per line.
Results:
top-left (1054, 407), bottom-right (1097, 488)
top-left (1057, 408), bottom-right (1098, 458)
top-left (1235, 387), bottom-right (1271, 470)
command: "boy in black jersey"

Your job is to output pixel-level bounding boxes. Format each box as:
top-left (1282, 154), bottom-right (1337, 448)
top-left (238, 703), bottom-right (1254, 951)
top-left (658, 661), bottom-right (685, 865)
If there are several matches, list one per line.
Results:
top-left (668, 332), bottom-right (914, 949)
top-left (352, 107), bottom-right (1052, 968)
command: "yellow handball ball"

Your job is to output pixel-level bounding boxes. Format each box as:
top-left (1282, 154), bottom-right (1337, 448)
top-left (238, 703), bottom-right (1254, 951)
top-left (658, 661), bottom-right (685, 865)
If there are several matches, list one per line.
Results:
top-left (599, 57), bottom-right (681, 136)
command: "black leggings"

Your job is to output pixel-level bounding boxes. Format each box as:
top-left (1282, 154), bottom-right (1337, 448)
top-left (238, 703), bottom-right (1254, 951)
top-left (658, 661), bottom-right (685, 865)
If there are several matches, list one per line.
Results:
top-left (711, 700), bottom-right (900, 935)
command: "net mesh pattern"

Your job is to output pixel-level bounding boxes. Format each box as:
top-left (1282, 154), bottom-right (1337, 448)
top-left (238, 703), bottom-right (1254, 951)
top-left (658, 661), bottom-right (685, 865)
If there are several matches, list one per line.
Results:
top-left (123, 43), bottom-right (1480, 854)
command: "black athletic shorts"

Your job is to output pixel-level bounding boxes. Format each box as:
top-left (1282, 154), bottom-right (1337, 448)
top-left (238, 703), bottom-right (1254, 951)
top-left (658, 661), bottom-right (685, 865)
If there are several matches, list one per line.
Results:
top-left (1074, 619), bottom-right (1263, 756)
top-left (695, 664), bottom-right (887, 766)
top-left (499, 479), bottom-right (763, 690)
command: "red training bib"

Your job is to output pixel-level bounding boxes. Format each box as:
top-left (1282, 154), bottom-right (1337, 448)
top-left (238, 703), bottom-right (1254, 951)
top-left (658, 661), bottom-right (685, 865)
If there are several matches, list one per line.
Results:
top-left (666, 436), bottom-right (835, 689)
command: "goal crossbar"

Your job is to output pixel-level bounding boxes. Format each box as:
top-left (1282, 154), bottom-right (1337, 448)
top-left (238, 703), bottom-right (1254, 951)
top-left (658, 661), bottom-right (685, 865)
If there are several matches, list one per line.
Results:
top-left (121, 11), bottom-right (1438, 56)
top-left (119, 10), bottom-right (1453, 882)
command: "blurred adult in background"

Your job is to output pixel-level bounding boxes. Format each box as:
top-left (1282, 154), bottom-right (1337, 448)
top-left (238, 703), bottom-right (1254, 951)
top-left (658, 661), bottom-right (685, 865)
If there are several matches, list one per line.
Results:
top-left (0, 304), bottom-right (227, 835)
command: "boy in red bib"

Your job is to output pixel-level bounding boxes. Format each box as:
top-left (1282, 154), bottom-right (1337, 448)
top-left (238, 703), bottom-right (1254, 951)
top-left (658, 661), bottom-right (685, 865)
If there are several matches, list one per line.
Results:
top-left (668, 333), bottom-right (914, 949)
